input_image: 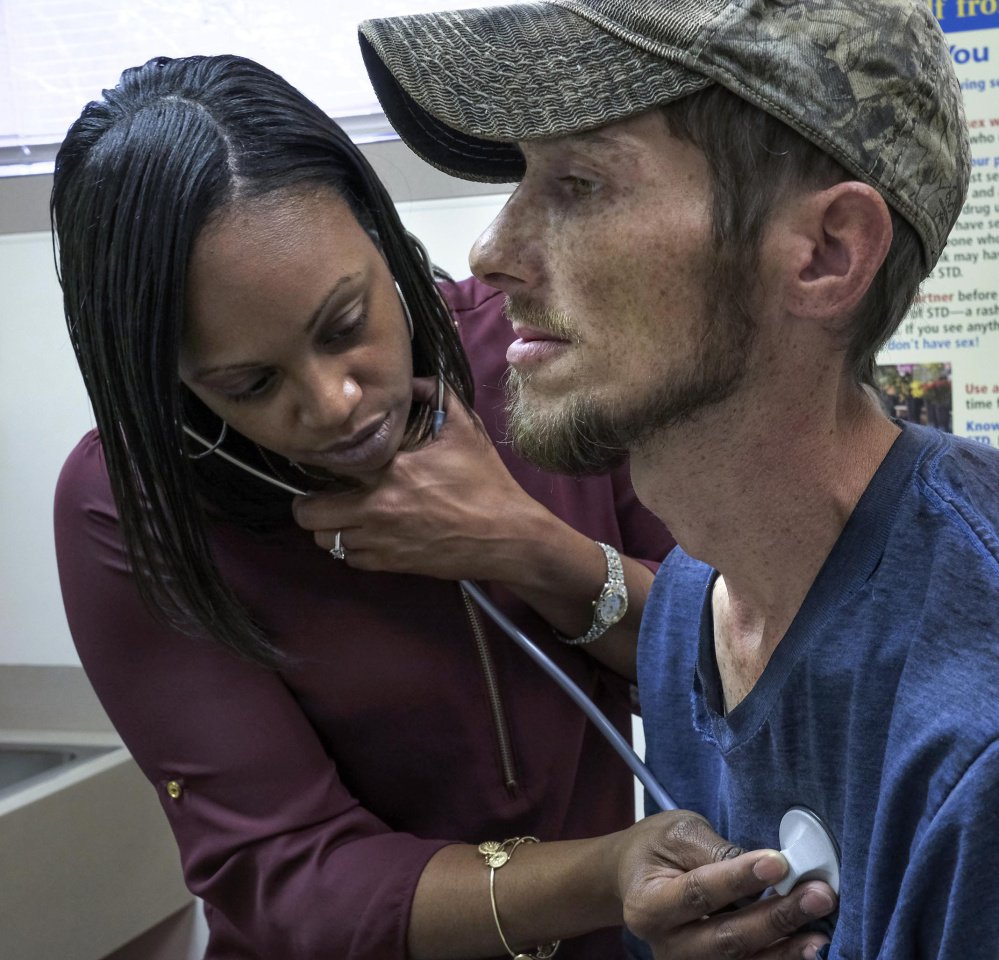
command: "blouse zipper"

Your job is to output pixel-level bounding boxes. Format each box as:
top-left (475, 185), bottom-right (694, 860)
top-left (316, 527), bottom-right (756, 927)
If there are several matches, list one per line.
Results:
top-left (460, 584), bottom-right (519, 793)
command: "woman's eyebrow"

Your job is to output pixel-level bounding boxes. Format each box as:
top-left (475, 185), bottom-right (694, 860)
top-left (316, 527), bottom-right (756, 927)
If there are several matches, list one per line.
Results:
top-left (304, 272), bottom-right (359, 336)
top-left (190, 272), bottom-right (360, 379)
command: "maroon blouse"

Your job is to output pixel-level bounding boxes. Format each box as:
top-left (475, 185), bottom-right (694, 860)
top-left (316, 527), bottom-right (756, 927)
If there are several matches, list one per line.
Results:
top-left (54, 277), bottom-right (675, 959)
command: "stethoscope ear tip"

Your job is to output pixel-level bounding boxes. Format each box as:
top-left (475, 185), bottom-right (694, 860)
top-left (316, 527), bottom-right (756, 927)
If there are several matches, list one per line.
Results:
top-left (430, 372), bottom-right (447, 438)
top-left (432, 409), bottom-right (447, 437)
top-left (773, 805), bottom-right (841, 896)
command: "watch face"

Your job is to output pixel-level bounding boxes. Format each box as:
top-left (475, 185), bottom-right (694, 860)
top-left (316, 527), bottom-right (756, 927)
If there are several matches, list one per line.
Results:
top-left (596, 589), bottom-right (628, 625)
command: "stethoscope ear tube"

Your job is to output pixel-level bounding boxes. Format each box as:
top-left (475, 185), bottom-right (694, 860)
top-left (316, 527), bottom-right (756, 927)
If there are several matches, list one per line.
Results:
top-left (192, 404), bottom-right (671, 808)
top-left (458, 579), bottom-right (678, 812)
top-left (186, 423), bottom-right (840, 898)
top-left (186, 422), bottom-right (675, 810)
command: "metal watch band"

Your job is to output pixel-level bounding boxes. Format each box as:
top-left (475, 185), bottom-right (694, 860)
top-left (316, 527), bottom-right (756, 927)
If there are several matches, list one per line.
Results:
top-left (559, 542), bottom-right (629, 646)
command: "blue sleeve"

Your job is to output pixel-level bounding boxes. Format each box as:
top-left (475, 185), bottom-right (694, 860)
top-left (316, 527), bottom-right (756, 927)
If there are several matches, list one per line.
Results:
top-left (847, 739), bottom-right (999, 959)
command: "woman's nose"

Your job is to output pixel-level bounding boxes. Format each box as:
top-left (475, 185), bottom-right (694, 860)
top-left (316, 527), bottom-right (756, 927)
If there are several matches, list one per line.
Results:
top-left (296, 362), bottom-right (362, 433)
top-left (470, 192), bottom-right (543, 297)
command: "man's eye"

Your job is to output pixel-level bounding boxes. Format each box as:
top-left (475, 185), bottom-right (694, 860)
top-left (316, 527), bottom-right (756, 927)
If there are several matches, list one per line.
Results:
top-left (560, 176), bottom-right (598, 197)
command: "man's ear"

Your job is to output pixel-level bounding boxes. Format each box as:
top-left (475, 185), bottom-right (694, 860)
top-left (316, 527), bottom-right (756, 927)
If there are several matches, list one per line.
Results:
top-left (781, 181), bottom-right (893, 320)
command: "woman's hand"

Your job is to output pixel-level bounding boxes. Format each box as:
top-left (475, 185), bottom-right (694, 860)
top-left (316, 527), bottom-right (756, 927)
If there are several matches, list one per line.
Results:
top-left (293, 376), bottom-right (656, 678)
top-left (292, 377), bottom-right (547, 581)
top-left (406, 809), bottom-right (834, 960)
top-left (617, 812), bottom-right (836, 960)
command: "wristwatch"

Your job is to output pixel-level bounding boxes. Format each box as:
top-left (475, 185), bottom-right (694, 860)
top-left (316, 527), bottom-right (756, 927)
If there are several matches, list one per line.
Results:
top-left (560, 542), bottom-right (629, 645)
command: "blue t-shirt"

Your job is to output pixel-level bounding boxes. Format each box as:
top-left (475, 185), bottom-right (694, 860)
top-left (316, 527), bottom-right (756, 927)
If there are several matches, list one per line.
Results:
top-left (637, 423), bottom-right (999, 958)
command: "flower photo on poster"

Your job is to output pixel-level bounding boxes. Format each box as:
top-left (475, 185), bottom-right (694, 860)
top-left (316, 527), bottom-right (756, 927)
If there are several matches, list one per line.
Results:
top-left (880, 3), bottom-right (999, 449)
top-left (875, 362), bottom-right (954, 432)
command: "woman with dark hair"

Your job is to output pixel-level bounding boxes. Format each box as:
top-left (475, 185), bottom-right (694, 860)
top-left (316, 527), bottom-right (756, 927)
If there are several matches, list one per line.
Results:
top-left (50, 54), bottom-right (792, 960)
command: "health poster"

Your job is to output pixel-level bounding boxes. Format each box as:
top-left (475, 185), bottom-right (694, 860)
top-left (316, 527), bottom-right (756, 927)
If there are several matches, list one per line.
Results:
top-left (877, 2), bottom-right (999, 448)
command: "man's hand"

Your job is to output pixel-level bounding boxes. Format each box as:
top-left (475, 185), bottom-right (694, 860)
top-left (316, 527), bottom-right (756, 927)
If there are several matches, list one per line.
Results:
top-left (618, 812), bottom-right (836, 959)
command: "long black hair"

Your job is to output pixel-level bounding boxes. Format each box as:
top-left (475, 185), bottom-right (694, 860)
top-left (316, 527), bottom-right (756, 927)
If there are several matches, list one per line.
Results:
top-left (51, 54), bottom-right (474, 665)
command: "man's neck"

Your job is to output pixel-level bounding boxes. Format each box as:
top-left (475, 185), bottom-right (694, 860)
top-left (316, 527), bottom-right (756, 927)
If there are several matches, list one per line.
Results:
top-left (633, 381), bottom-right (900, 711)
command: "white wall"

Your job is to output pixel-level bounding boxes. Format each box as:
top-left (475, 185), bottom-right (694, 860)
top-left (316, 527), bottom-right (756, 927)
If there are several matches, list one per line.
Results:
top-left (0, 232), bottom-right (96, 665)
top-left (396, 194), bottom-right (508, 280)
top-left (0, 195), bottom-right (510, 667)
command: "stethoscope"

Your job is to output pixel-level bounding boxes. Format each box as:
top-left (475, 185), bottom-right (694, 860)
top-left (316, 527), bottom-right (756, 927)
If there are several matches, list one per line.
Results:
top-left (183, 395), bottom-right (840, 899)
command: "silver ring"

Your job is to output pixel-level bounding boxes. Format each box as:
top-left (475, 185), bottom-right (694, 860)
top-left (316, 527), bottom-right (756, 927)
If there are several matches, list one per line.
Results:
top-left (329, 530), bottom-right (346, 561)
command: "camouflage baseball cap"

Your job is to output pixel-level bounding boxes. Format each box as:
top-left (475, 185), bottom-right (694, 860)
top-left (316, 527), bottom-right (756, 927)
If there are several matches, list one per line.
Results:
top-left (359, 0), bottom-right (970, 268)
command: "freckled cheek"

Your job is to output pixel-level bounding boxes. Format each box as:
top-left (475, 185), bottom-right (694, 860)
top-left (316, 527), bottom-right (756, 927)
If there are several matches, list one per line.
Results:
top-left (555, 229), bottom-right (698, 340)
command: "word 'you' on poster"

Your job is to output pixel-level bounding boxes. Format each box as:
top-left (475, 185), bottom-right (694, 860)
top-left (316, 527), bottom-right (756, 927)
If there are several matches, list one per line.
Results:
top-left (878, 1), bottom-right (999, 448)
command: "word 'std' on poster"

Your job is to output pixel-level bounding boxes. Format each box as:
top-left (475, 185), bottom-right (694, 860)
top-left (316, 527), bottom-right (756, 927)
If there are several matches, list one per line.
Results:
top-left (878, 1), bottom-right (999, 448)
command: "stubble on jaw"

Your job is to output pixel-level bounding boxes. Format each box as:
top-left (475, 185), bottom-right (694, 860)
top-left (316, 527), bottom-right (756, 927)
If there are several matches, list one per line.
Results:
top-left (503, 283), bottom-right (757, 477)
top-left (505, 366), bottom-right (631, 475)
top-left (503, 295), bottom-right (628, 475)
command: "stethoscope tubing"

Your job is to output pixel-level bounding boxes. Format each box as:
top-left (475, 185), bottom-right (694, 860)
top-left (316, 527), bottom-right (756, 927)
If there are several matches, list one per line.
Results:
top-left (459, 579), bottom-right (677, 811)
top-left (183, 308), bottom-right (843, 893)
top-left (183, 422), bottom-right (677, 812)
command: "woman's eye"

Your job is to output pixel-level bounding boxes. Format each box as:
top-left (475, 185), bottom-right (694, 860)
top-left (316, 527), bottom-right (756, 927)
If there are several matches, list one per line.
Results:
top-left (321, 312), bottom-right (367, 347)
top-left (227, 373), bottom-right (274, 403)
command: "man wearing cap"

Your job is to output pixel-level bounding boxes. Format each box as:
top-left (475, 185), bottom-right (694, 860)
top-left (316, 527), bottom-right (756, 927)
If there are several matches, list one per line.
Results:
top-left (361, 1), bottom-right (999, 958)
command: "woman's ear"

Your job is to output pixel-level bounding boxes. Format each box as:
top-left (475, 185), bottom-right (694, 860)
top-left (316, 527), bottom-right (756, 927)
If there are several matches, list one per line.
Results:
top-left (781, 181), bottom-right (893, 320)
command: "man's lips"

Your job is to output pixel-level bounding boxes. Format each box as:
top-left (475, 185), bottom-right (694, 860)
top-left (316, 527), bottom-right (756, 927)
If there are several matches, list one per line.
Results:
top-left (507, 324), bottom-right (572, 367)
top-left (511, 323), bottom-right (571, 343)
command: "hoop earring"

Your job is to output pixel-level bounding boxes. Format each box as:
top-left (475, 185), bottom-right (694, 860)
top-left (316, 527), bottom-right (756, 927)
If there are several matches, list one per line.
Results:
top-left (255, 443), bottom-right (348, 492)
top-left (395, 281), bottom-right (415, 341)
top-left (289, 459), bottom-right (334, 483)
top-left (185, 420), bottom-right (228, 459)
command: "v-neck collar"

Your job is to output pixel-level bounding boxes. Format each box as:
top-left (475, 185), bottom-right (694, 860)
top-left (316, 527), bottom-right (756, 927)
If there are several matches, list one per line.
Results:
top-left (692, 422), bottom-right (934, 751)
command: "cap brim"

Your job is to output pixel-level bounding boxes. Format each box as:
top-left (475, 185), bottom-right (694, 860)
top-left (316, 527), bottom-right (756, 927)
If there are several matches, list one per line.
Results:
top-left (360, 3), bottom-right (708, 182)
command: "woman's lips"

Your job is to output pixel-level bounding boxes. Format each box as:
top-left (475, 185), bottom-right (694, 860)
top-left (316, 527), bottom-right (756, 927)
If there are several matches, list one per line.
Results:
top-left (302, 413), bottom-right (396, 473)
top-left (506, 326), bottom-right (572, 368)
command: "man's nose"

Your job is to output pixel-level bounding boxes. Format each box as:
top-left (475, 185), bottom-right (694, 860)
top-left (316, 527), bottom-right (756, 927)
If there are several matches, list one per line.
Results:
top-left (469, 191), bottom-right (543, 296)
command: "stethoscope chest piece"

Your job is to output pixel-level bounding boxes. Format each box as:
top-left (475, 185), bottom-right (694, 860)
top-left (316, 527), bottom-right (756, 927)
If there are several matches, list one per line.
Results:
top-left (773, 805), bottom-right (841, 896)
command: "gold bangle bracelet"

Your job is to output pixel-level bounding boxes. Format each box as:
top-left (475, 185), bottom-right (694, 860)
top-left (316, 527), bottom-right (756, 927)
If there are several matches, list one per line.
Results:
top-left (478, 838), bottom-right (560, 960)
